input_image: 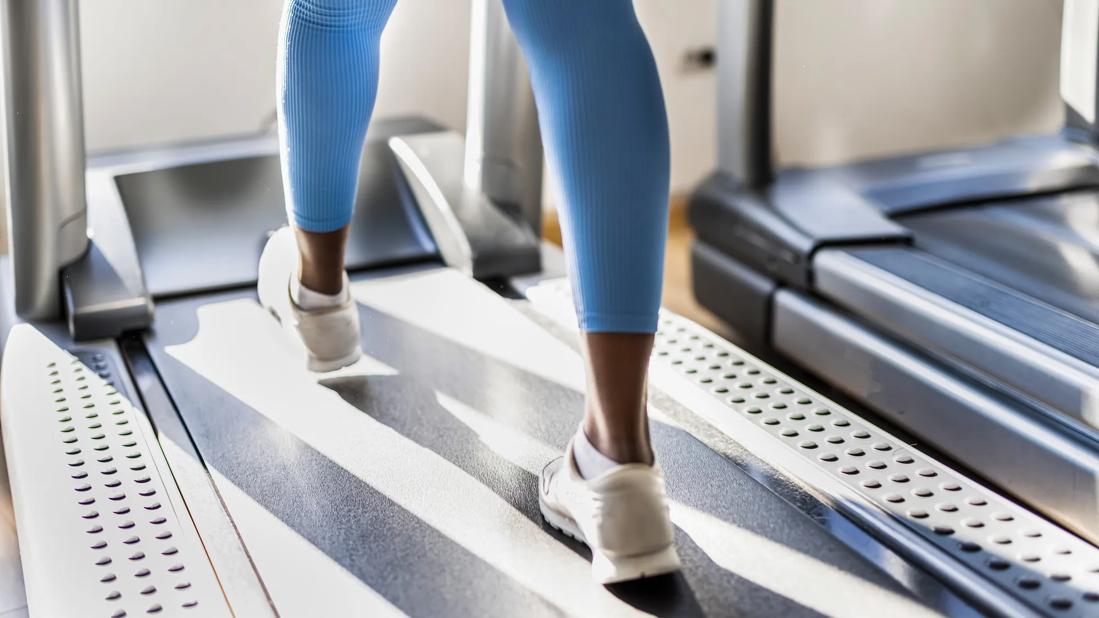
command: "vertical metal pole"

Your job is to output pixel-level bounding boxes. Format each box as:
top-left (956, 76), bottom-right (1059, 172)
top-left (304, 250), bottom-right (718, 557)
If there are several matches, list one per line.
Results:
top-left (1061, 0), bottom-right (1099, 143)
top-left (1, 0), bottom-right (89, 319)
top-left (464, 0), bottom-right (544, 237)
top-left (716, 0), bottom-right (774, 187)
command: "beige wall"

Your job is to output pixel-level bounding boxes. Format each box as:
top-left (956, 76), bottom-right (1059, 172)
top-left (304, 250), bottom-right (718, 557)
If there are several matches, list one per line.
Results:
top-left (0, 0), bottom-right (1070, 252)
top-left (773, 0), bottom-right (1064, 167)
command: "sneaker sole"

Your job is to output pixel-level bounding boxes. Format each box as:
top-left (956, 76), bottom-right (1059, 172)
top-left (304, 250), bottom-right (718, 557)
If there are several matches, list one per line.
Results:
top-left (538, 493), bottom-right (682, 585)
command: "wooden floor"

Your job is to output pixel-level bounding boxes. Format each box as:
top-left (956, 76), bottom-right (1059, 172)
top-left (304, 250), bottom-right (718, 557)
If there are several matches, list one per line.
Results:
top-left (543, 196), bottom-right (732, 338)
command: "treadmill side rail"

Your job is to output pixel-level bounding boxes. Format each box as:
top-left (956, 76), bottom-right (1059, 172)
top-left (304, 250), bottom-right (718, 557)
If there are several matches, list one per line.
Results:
top-left (814, 247), bottom-right (1099, 430)
top-left (0, 325), bottom-right (230, 617)
top-left (389, 131), bottom-right (541, 280)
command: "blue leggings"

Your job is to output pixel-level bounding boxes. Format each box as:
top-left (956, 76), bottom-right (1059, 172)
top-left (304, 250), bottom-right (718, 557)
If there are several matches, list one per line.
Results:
top-left (278, 0), bottom-right (669, 333)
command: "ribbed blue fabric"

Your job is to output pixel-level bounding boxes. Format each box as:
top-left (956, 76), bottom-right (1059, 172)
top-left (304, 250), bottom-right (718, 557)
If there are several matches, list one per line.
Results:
top-left (503, 0), bottom-right (670, 333)
top-left (277, 0), bottom-right (669, 333)
top-left (277, 0), bottom-right (396, 232)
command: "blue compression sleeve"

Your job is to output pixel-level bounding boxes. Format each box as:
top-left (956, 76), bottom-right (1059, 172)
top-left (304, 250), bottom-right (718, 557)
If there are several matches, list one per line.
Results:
top-left (503, 0), bottom-right (670, 333)
top-left (277, 0), bottom-right (396, 233)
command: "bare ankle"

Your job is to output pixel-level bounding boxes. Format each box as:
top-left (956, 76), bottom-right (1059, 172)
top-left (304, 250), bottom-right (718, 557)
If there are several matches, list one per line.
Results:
top-left (582, 418), bottom-right (653, 466)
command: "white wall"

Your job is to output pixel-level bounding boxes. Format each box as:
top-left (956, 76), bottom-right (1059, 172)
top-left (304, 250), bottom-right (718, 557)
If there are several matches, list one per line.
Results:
top-left (773, 0), bottom-right (1064, 167)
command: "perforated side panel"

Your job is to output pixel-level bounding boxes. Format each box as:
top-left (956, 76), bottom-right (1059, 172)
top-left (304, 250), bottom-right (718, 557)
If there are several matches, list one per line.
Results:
top-left (1, 326), bottom-right (230, 617)
top-left (526, 278), bottom-right (1099, 616)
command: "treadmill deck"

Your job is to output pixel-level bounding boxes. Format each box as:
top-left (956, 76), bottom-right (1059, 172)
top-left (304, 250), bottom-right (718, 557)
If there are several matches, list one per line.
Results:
top-left (139, 265), bottom-right (932, 617)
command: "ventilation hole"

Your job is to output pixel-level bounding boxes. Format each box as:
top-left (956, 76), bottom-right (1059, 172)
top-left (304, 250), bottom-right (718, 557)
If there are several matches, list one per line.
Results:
top-left (81, 511), bottom-right (99, 520)
top-left (853, 431), bottom-right (872, 440)
top-left (727, 397), bottom-right (745, 404)
top-left (78, 497), bottom-right (95, 506)
top-left (1021, 554), bottom-right (1041, 563)
top-left (917, 469), bottom-right (937, 478)
top-left (846, 448), bottom-right (865, 457)
top-left (119, 521), bottom-right (135, 530)
top-left (966, 497), bottom-right (987, 507)
top-left (889, 474), bottom-right (910, 484)
top-left (182, 601), bottom-right (198, 609)
top-left (908, 510), bottom-right (928, 519)
top-left (832, 419), bottom-right (850, 428)
top-left (91, 540), bottom-right (107, 550)
top-left (819, 453), bottom-right (838, 463)
top-left (840, 466), bottom-right (859, 475)
top-left (105, 480), bottom-right (122, 488)
top-left (150, 517), bottom-right (167, 525)
top-left (959, 541), bottom-right (981, 553)
top-left (109, 493), bottom-right (126, 501)
top-left (101, 573), bottom-right (117, 583)
top-left (102, 467), bottom-right (117, 475)
top-left (938, 504), bottom-right (958, 513)
top-left (75, 483), bottom-right (92, 492)
top-left (780, 429), bottom-right (798, 437)
top-left (138, 489), bottom-right (156, 497)
top-left (762, 418), bottom-right (780, 426)
top-left (114, 507), bottom-right (130, 515)
top-left (96, 556), bottom-right (112, 566)
top-left (991, 536), bottom-right (1012, 545)
top-left (754, 393), bottom-right (770, 399)
top-left (135, 476), bottom-right (151, 484)
top-left (963, 519), bottom-right (984, 528)
top-left (884, 494), bottom-right (904, 503)
top-left (168, 564), bottom-right (185, 573)
top-left (155, 531), bottom-right (172, 540)
top-left (1023, 530), bottom-right (1043, 539)
top-left (867, 460), bottom-right (887, 470)
top-left (940, 482), bottom-right (961, 492)
top-left (1049, 598), bottom-right (1073, 611)
top-left (1083, 593), bottom-right (1099, 603)
top-left (1017, 577), bottom-right (1041, 590)
top-left (1052, 573), bottom-right (1072, 582)
top-left (913, 488), bottom-right (933, 498)
top-left (772, 403), bottom-right (787, 410)
top-left (934, 526), bottom-right (955, 536)
top-left (812, 408), bottom-right (831, 416)
top-left (106, 591), bottom-right (121, 601)
top-left (175, 582), bottom-right (191, 590)
top-left (141, 586), bottom-right (156, 595)
top-left (861, 479), bottom-right (881, 489)
top-left (872, 443), bottom-right (892, 451)
top-left (994, 513), bottom-right (1014, 522)
top-left (807, 424), bottom-right (824, 432)
top-left (1055, 548), bottom-right (1073, 556)
top-left (135, 568), bottom-right (151, 577)
top-left (87, 525), bottom-right (103, 534)
top-left (130, 552), bottom-right (145, 561)
top-left (785, 412), bottom-right (805, 421)
top-left (894, 455), bottom-right (914, 464)
top-left (162, 547), bottom-right (178, 556)
top-left (746, 407), bottom-right (762, 415)
top-left (97, 455), bottom-right (113, 464)
top-left (124, 536), bottom-right (140, 545)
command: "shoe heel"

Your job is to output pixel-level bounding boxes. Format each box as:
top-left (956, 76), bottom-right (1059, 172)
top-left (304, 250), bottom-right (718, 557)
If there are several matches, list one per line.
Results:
top-left (591, 544), bottom-right (682, 585)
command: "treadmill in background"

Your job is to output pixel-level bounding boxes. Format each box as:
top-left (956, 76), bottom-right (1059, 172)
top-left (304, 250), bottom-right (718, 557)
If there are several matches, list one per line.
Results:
top-left (690, 0), bottom-right (1099, 544)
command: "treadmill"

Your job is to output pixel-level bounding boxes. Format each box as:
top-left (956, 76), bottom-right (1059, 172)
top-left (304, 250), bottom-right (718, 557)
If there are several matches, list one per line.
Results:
top-left (1, 1), bottom-right (1097, 617)
top-left (691, 0), bottom-right (1099, 558)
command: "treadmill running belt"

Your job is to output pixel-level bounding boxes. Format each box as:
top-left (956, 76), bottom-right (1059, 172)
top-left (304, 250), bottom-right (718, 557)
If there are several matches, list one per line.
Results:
top-left (143, 266), bottom-right (932, 617)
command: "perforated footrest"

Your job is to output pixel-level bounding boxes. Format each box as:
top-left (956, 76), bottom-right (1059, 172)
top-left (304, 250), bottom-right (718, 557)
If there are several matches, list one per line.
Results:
top-left (1, 325), bottom-right (229, 617)
top-left (525, 278), bottom-right (1099, 617)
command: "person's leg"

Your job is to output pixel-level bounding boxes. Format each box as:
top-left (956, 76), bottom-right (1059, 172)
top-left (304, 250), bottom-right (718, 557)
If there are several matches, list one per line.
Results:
top-left (502, 0), bottom-right (670, 468)
top-left (278, 0), bottom-right (397, 295)
top-left (260, 0), bottom-right (396, 371)
top-left (504, 0), bottom-right (677, 583)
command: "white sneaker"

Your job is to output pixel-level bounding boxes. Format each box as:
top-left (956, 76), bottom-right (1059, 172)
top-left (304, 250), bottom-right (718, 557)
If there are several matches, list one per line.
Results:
top-left (257, 227), bottom-right (362, 372)
top-left (539, 441), bottom-right (681, 584)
